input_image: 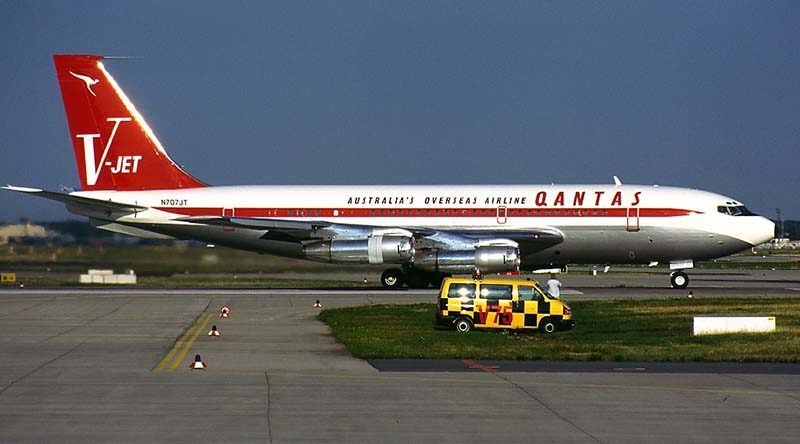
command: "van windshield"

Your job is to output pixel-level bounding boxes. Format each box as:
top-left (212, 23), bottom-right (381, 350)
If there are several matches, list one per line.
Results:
top-left (536, 286), bottom-right (552, 300)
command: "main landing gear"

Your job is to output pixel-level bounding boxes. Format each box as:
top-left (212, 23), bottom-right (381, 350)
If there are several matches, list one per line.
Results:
top-left (670, 271), bottom-right (689, 289)
top-left (380, 267), bottom-right (450, 289)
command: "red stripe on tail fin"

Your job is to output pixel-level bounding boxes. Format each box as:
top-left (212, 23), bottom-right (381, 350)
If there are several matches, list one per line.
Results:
top-left (53, 54), bottom-right (206, 191)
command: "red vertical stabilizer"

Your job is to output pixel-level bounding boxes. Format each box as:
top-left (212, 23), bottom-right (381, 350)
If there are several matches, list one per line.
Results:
top-left (53, 54), bottom-right (206, 191)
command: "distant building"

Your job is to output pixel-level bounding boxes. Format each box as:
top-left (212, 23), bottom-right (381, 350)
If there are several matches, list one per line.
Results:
top-left (755, 238), bottom-right (800, 250)
top-left (0, 222), bottom-right (57, 245)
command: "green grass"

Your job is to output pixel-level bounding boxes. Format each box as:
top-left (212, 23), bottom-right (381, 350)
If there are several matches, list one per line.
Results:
top-left (318, 299), bottom-right (800, 362)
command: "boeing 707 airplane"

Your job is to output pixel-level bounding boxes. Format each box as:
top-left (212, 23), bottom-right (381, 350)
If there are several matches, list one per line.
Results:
top-left (3, 55), bottom-right (775, 289)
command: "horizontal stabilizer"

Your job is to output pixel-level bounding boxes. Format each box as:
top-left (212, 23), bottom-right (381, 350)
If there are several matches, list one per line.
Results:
top-left (2, 185), bottom-right (147, 213)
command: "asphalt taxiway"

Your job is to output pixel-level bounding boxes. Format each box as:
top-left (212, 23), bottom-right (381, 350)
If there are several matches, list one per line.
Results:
top-left (1, 272), bottom-right (799, 443)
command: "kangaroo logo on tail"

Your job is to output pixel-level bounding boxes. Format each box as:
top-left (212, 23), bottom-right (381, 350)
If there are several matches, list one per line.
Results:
top-left (69, 71), bottom-right (99, 96)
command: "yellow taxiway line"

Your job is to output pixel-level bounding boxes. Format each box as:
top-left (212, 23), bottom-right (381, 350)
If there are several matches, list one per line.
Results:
top-left (154, 312), bottom-right (213, 372)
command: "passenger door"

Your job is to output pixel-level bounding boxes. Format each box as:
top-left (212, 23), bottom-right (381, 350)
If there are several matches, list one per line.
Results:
top-left (444, 282), bottom-right (476, 315)
top-left (515, 284), bottom-right (541, 328)
top-left (496, 206), bottom-right (507, 225)
top-left (626, 207), bottom-right (640, 232)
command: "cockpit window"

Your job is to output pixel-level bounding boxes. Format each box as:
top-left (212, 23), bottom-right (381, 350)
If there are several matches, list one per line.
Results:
top-left (717, 205), bottom-right (756, 216)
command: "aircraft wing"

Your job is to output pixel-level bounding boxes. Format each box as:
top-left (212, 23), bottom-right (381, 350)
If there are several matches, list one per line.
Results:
top-left (177, 215), bottom-right (563, 251)
top-left (2, 186), bottom-right (147, 213)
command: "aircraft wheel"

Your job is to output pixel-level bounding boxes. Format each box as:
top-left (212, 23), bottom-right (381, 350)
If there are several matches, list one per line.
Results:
top-left (381, 269), bottom-right (404, 289)
top-left (670, 271), bottom-right (689, 289)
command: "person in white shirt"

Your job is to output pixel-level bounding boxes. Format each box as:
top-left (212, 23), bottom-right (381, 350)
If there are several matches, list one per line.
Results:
top-left (546, 273), bottom-right (561, 299)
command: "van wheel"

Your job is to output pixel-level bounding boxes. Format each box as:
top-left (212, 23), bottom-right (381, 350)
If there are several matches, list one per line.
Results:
top-left (539, 318), bottom-right (558, 334)
top-left (454, 318), bottom-right (472, 333)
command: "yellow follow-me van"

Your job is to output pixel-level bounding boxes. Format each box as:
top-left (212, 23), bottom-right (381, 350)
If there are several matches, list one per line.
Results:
top-left (436, 277), bottom-right (574, 333)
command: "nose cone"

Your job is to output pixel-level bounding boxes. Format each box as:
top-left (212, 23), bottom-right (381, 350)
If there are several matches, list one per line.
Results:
top-left (744, 217), bottom-right (776, 246)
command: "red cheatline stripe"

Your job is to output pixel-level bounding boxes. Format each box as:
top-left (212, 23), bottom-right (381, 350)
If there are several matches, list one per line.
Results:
top-left (154, 207), bottom-right (698, 218)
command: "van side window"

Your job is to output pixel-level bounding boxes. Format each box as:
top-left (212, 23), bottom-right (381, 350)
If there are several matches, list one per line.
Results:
top-left (448, 283), bottom-right (476, 299)
top-left (518, 285), bottom-right (535, 301)
top-left (479, 284), bottom-right (513, 300)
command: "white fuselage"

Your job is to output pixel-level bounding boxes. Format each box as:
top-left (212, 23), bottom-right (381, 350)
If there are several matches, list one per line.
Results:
top-left (72, 184), bottom-right (775, 268)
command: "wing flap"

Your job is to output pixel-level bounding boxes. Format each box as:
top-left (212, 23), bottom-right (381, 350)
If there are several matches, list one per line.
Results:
top-left (176, 215), bottom-right (329, 231)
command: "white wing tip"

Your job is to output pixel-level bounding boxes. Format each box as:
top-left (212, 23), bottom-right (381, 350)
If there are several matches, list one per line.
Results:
top-left (2, 185), bottom-right (43, 193)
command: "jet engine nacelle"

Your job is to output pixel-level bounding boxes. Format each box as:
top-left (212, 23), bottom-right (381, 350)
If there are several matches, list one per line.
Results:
top-left (415, 246), bottom-right (521, 274)
top-left (303, 236), bottom-right (414, 264)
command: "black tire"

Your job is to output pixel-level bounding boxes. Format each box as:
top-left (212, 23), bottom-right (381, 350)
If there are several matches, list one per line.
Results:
top-left (670, 271), bottom-right (689, 289)
top-left (539, 318), bottom-right (558, 334)
top-left (381, 269), bottom-right (403, 289)
top-left (454, 317), bottom-right (472, 333)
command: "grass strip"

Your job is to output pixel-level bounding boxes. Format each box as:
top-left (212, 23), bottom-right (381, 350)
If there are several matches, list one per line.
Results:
top-left (318, 298), bottom-right (800, 362)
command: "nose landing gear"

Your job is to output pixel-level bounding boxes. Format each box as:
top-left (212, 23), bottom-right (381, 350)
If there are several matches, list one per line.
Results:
top-left (670, 271), bottom-right (689, 289)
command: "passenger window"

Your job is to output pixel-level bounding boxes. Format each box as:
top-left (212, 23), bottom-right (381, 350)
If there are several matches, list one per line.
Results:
top-left (447, 283), bottom-right (476, 299)
top-left (518, 285), bottom-right (535, 301)
top-left (479, 284), bottom-right (513, 300)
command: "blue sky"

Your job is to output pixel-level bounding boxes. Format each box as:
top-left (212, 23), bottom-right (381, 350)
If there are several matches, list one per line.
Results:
top-left (1, 1), bottom-right (798, 220)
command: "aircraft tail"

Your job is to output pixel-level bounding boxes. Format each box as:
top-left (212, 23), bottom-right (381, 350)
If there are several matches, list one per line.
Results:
top-left (53, 54), bottom-right (206, 191)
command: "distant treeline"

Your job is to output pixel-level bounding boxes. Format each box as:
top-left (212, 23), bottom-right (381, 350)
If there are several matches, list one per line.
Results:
top-left (2, 218), bottom-right (799, 244)
top-left (44, 220), bottom-right (116, 241)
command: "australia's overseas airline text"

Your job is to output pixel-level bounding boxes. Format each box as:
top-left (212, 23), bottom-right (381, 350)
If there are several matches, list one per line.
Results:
top-left (346, 191), bottom-right (642, 207)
